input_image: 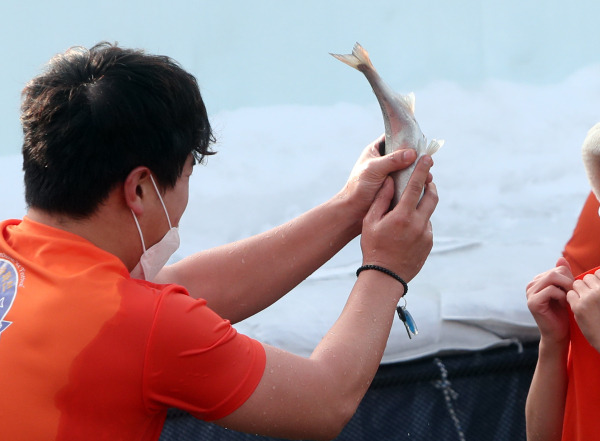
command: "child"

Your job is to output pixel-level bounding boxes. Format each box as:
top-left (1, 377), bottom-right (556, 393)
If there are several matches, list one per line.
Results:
top-left (526, 124), bottom-right (600, 441)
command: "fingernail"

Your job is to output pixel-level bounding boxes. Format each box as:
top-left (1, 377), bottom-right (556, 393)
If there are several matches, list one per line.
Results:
top-left (401, 150), bottom-right (416, 161)
top-left (422, 155), bottom-right (432, 166)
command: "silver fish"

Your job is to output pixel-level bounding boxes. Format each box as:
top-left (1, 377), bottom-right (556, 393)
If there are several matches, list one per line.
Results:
top-left (331, 42), bottom-right (444, 207)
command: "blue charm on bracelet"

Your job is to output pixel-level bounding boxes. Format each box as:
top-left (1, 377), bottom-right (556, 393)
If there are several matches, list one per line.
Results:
top-left (396, 298), bottom-right (418, 339)
top-left (355, 265), bottom-right (416, 339)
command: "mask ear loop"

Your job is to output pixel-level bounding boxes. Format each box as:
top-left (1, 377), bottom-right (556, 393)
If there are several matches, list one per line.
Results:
top-left (131, 210), bottom-right (147, 253)
top-left (149, 175), bottom-right (173, 229)
top-left (130, 174), bottom-right (171, 256)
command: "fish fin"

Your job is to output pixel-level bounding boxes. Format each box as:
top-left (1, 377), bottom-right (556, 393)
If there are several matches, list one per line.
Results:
top-left (426, 139), bottom-right (444, 155)
top-left (397, 92), bottom-right (416, 114)
top-left (350, 42), bottom-right (374, 68)
top-left (330, 42), bottom-right (374, 71)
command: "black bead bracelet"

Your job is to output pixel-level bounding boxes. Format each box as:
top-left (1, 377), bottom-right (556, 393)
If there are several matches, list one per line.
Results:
top-left (356, 264), bottom-right (408, 296)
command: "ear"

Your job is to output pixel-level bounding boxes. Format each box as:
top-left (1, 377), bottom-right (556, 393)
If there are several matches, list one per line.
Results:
top-left (124, 166), bottom-right (152, 215)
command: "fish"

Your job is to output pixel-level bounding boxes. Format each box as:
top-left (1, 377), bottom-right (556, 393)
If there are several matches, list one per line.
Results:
top-left (331, 42), bottom-right (444, 207)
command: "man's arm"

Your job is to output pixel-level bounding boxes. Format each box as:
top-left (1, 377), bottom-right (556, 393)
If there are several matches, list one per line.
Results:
top-left (155, 137), bottom-right (425, 324)
top-left (214, 156), bottom-right (437, 440)
top-left (525, 258), bottom-right (573, 441)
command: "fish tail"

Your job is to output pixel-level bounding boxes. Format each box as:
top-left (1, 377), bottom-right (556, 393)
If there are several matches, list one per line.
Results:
top-left (330, 42), bottom-right (374, 71)
top-left (426, 139), bottom-right (444, 155)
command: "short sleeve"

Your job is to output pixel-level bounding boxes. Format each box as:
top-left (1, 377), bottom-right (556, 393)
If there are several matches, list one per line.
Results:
top-left (143, 289), bottom-right (266, 421)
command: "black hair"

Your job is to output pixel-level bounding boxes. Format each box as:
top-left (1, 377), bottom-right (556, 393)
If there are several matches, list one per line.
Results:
top-left (20, 42), bottom-right (215, 218)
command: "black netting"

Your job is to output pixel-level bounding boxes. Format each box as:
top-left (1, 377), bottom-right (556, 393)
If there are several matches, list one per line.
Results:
top-left (160, 341), bottom-right (538, 441)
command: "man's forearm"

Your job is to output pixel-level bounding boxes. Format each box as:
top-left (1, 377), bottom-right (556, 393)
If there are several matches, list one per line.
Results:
top-left (215, 269), bottom-right (406, 440)
top-left (157, 194), bottom-right (361, 323)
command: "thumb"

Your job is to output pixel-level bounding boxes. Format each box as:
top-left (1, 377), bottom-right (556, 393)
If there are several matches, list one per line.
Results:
top-left (370, 149), bottom-right (418, 178)
top-left (556, 257), bottom-right (572, 272)
top-left (365, 177), bottom-right (394, 222)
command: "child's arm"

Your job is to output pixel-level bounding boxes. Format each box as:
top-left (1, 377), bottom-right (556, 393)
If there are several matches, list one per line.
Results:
top-left (525, 258), bottom-right (573, 441)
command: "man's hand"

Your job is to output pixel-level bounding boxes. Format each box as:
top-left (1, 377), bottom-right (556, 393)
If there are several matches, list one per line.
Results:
top-left (568, 268), bottom-right (600, 353)
top-left (526, 257), bottom-right (574, 346)
top-left (359, 154), bottom-right (437, 283)
top-left (339, 135), bottom-right (432, 225)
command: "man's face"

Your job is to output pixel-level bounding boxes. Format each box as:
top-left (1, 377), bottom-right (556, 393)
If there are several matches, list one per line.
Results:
top-left (139, 153), bottom-right (195, 252)
top-left (161, 154), bottom-right (195, 229)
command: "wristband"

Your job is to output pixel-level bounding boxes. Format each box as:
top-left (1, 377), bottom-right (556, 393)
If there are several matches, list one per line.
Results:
top-left (356, 264), bottom-right (408, 296)
top-left (356, 264), bottom-right (417, 339)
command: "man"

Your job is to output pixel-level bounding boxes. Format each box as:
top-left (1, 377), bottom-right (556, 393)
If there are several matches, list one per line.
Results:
top-left (0, 42), bottom-right (437, 440)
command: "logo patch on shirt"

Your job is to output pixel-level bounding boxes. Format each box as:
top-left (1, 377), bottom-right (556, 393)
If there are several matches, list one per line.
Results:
top-left (0, 258), bottom-right (19, 336)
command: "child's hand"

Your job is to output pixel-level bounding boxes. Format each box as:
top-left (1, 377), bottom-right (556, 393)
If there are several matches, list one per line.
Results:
top-left (526, 257), bottom-right (574, 347)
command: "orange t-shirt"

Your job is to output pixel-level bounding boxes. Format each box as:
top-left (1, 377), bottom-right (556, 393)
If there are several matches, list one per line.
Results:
top-left (562, 265), bottom-right (600, 440)
top-left (0, 217), bottom-right (266, 440)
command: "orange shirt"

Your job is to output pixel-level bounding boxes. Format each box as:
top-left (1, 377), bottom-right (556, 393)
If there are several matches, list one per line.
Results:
top-left (0, 218), bottom-right (265, 440)
top-left (562, 265), bottom-right (600, 440)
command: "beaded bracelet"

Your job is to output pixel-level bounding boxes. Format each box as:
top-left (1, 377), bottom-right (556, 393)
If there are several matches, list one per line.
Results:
top-left (355, 264), bottom-right (408, 296)
top-left (356, 264), bottom-right (417, 339)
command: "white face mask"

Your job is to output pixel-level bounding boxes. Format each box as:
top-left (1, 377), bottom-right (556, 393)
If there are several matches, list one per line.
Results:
top-left (130, 175), bottom-right (180, 281)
